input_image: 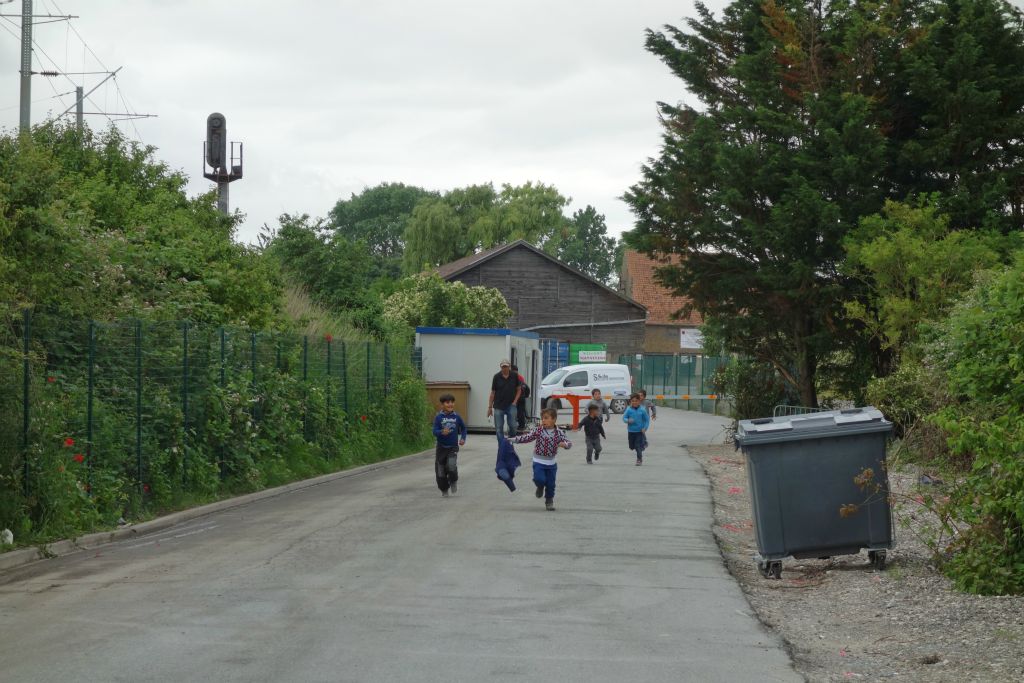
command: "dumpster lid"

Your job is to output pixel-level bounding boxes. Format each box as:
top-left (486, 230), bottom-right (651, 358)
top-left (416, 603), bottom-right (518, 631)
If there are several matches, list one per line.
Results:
top-left (736, 407), bottom-right (892, 445)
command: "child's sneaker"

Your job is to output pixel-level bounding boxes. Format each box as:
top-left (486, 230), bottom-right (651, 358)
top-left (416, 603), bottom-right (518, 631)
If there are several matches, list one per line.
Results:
top-left (586, 455), bottom-right (592, 464)
top-left (442, 490), bottom-right (450, 497)
top-left (545, 499), bottom-right (556, 511)
top-left (535, 484), bottom-right (544, 498)
top-left (635, 458), bottom-right (642, 466)
top-left (450, 481), bottom-right (458, 494)
top-left (594, 452), bottom-right (600, 461)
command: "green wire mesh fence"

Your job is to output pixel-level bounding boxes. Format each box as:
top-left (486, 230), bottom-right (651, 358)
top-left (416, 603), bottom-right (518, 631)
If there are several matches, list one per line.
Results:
top-left (0, 311), bottom-right (417, 538)
top-left (618, 353), bottom-right (732, 415)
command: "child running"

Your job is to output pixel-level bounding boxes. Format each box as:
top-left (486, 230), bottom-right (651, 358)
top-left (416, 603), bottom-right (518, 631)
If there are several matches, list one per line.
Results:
top-left (510, 407), bottom-right (571, 511)
top-left (623, 393), bottom-right (650, 466)
top-left (576, 403), bottom-right (606, 464)
top-left (638, 388), bottom-right (656, 450)
top-left (432, 393), bottom-right (467, 497)
top-left (587, 388), bottom-right (611, 422)
top-left (638, 388), bottom-right (657, 421)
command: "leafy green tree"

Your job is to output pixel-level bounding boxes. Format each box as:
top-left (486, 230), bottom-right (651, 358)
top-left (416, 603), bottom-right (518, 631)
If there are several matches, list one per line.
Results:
top-left (553, 206), bottom-right (618, 284)
top-left (402, 182), bottom-right (569, 273)
top-left (843, 198), bottom-right (1014, 365)
top-left (887, 0), bottom-right (1024, 234)
top-left (401, 185), bottom-right (492, 274)
top-left (327, 182), bottom-right (436, 279)
top-left (0, 124), bottom-right (282, 327)
top-left (264, 213), bottom-right (373, 312)
top-left (383, 272), bottom-right (513, 329)
top-left (625, 0), bottom-right (888, 407)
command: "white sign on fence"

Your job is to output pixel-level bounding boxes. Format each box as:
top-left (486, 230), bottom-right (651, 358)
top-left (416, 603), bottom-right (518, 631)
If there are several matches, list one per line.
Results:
top-left (578, 350), bottom-right (607, 363)
top-left (679, 328), bottom-right (704, 350)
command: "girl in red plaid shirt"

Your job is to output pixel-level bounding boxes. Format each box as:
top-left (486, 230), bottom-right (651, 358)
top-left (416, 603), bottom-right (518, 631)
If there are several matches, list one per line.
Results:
top-left (510, 407), bottom-right (572, 511)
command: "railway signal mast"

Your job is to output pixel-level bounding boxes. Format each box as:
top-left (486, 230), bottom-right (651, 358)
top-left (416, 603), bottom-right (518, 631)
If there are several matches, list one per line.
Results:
top-left (202, 112), bottom-right (243, 214)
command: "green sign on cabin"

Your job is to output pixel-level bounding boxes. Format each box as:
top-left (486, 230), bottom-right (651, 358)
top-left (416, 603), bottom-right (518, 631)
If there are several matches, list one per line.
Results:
top-left (570, 343), bottom-right (607, 364)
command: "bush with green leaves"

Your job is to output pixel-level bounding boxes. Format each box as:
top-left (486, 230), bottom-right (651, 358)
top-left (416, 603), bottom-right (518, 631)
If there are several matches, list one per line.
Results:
top-left (383, 272), bottom-right (513, 330)
top-left (711, 358), bottom-right (794, 423)
top-left (925, 258), bottom-right (1024, 594)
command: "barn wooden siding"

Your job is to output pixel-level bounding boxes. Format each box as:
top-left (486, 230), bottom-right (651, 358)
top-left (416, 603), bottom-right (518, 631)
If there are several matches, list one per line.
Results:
top-left (447, 245), bottom-right (646, 359)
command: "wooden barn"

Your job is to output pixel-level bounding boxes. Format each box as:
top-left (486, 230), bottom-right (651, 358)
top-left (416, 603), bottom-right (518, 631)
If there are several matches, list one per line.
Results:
top-left (436, 240), bottom-right (647, 360)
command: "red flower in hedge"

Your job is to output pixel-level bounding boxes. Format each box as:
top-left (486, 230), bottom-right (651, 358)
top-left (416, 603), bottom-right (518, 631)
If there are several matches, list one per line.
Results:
top-left (324, 333), bottom-right (333, 343)
top-left (73, 453), bottom-right (85, 464)
top-left (47, 376), bottom-right (56, 383)
top-left (63, 437), bottom-right (74, 448)
top-left (143, 484), bottom-right (151, 493)
top-left (360, 415), bottom-right (367, 422)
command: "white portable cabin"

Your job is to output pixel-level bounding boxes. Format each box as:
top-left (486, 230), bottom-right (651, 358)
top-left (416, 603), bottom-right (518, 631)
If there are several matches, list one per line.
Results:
top-left (415, 327), bottom-right (542, 431)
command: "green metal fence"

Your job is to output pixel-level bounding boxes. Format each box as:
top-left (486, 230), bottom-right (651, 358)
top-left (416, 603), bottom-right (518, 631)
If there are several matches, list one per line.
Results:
top-left (0, 311), bottom-right (411, 530)
top-left (618, 353), bottom-right (732, 415)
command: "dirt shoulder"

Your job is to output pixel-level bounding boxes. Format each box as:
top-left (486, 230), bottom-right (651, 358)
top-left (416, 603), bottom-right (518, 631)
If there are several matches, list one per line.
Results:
top-left (688, 444), bottom-right (1024, 683)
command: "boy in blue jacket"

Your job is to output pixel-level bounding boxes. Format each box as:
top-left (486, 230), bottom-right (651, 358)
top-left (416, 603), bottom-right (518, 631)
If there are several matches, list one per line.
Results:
top-left (433, 393), bottom-right (467, 497)
top-left (622, 393), bottom-right (650, 466)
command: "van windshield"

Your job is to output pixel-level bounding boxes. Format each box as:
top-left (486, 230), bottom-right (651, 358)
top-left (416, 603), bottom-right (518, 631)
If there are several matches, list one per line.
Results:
top-left (542, 368), bottom-right (568, 385)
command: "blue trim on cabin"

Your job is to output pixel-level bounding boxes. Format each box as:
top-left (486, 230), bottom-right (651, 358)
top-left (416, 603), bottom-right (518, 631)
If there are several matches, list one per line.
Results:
top-left (415, 327), bottom-right (540, 340)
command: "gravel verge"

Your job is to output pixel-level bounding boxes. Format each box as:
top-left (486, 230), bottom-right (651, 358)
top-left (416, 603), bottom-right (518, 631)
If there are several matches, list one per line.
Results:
top-left (688, 443), bottom-right (1024, 683)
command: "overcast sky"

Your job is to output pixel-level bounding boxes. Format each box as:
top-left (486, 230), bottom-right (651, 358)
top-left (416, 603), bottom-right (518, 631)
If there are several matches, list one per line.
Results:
top-left (0, 0), bottom-right (725, 245)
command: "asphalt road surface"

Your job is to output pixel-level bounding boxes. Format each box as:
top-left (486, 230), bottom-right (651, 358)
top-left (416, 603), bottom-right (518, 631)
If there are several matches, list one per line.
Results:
top-left (0, 407), bottom-right (799, 682)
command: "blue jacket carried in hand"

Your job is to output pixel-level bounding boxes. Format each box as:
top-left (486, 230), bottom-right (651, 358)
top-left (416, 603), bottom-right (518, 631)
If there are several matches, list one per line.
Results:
top-left (495, 438), bottom-right (521, 492)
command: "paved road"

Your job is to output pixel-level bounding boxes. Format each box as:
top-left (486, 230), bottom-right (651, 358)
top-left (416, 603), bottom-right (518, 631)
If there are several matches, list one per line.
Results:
top-left (0, 408), bottom-right (798, 682)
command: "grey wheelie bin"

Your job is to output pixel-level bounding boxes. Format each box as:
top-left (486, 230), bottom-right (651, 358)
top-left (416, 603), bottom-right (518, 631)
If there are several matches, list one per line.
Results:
top-left (734, 407), bottom-right (894, 579)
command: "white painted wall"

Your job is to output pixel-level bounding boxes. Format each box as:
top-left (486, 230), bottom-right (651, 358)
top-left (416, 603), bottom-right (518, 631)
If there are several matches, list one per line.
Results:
top-left (416, 331), bottom-right (540, 431)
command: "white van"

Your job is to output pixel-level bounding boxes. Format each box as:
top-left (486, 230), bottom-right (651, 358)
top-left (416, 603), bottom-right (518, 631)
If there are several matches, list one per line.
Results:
top-left (539, 363), bottom-right (632, 414)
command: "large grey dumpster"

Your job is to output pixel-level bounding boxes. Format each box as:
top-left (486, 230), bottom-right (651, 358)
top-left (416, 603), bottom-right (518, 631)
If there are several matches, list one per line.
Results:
top-left (735, 407), bottom-right (894, 579)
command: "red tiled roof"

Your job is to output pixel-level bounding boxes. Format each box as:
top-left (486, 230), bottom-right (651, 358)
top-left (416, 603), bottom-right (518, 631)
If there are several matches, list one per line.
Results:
top-left (621, 250), bottom-right (703, 326)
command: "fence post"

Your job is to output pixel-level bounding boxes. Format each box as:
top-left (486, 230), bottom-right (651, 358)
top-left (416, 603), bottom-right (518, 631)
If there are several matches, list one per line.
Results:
top-left (135, 319), bottom-right (143, 492)
top-left (341, 341), bottom-right (348, 416)
top-left (302, 335), bottom-right (309, 441)
top-left (687, 356), bottom-right (694, 411)
top-left (182, 321), bottom-right (189, 482)
top-left (21, 308), bottom-right (30, 496)
top-left (326, 337), bottom-right (332, 417)
top-left (673, 354), bottom-right (680, 410)
top-left (219, 327), bottom-right (226, 387)
top-left (699, 356), bottom-right (706, 413)
top-left (86, 320), bottom-right (95, 494)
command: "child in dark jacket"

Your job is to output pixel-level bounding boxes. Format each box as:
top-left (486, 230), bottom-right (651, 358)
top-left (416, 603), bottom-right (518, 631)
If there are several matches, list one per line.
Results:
top-left (432, 393), bottom-right (467, 497)
top-left (576, 403), bottom-right (606, 464)
top-left (511, 407), bottom-right (571, 511)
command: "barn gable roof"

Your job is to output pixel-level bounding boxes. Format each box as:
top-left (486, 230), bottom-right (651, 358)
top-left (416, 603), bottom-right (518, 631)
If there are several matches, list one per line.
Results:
top-left (436, 240), bottom-right (646, 313)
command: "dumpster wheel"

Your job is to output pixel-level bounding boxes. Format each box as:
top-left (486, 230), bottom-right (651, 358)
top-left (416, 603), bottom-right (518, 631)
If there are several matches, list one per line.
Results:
top-left (868, 549), bottom-right (887, 570)
top-left (758, 559), bottom-right (783, 580)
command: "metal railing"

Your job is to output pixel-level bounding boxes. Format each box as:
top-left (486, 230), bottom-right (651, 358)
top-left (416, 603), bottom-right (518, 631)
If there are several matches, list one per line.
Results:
top-left (772, 404), bottom-right (830, 417)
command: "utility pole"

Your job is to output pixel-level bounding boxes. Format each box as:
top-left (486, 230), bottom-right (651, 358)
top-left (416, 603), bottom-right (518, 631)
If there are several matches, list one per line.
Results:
top-left (19, 0), bottom-right (32, 132)
top-left (75, 85), bottom-right (83, 132)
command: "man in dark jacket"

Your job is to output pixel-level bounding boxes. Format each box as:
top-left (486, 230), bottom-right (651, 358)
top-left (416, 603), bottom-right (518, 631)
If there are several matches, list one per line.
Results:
top-left (487, 359), bottom-right (521, 440)
top-left (511, 363), bottom-right (529, 432)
